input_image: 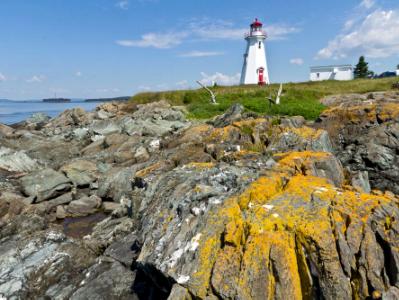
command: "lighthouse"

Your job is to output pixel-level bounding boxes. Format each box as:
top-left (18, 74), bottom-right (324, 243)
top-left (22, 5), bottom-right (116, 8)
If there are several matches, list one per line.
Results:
top-left (240, 18), bottom-right (270, 85)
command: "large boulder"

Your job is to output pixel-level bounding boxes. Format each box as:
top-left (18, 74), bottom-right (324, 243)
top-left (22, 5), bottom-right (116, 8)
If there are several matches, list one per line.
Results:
top-left (20, 168), bottom-right (71, 202)
top-left (134, 151), bottom-right (399, 299)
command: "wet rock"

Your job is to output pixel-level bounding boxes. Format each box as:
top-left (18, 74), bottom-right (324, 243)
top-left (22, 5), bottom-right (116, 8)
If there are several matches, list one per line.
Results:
top-left (20, 168), bottom-right (71, 202)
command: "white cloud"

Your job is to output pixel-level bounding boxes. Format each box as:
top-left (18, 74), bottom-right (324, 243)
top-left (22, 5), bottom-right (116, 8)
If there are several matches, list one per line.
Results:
top-left (116, 19), bottom-right (300, 49)
top-left (199, 72), bottom-right (241, 86)
top-left (116, 1), bottom-right (129, 10)
top-left (316, 9), bottom-right (399, 59)
top-left (26, 75), bottom-right (45, 83)
top-left (290, 58), bottom-right (304, 65)
top-left (75, 71), bottom-right (82, 77)
top-left (0, 73), bottom-right (6, 82)
top-left (116, 32), bottom-right (188, 49)
top-left (179, 51), bottom-right (224, 58)
top-left (190, 20), bottom-right (300, 41)
top-left (264, 25), bottom-right (301, 41)
top-left (360, 0), bottom-right (375, 9)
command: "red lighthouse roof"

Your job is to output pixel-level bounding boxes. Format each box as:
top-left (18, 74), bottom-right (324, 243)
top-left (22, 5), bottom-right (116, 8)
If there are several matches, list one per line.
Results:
top-left (251, 18), bottom-right (263, 27)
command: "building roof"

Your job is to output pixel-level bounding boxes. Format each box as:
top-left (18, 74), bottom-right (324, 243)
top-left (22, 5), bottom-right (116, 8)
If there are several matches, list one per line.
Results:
top-left (310, 64), bottom-right (353, 71)
top-left (251, 18), bottom-right (263, 27)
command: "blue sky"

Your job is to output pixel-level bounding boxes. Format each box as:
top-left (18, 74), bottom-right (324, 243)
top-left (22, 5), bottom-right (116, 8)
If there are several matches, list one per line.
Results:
top-left (0, 0), bottom-right (398, 99)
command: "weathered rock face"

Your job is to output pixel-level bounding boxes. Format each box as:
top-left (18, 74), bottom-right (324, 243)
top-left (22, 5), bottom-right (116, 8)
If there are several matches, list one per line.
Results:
top-left (316, 91), bottom-right (399, 194)
top-left (136, 151), bottom-right (399, 300)
top-left (1, 98), bottom-right (399, 299)
top-left (20, 168), bottom-right (71, 202)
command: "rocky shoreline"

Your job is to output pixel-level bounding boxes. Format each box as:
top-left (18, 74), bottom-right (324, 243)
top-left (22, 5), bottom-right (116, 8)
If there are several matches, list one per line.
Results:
top-left (1, 92), bottom-right (399, 299)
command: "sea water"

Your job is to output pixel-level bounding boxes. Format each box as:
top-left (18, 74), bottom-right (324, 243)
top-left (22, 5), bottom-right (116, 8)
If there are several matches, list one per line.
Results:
top-left (0, 100), bottom-right (101, 125)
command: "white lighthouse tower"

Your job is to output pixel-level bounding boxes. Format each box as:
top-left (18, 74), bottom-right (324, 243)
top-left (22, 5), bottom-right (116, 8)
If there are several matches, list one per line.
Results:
top-left (240, 18), bottom-right (270, 85)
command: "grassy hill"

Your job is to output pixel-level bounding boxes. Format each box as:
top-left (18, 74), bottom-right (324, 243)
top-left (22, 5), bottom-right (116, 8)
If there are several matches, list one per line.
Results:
top-left (130, 77), bottom-right (398, 120)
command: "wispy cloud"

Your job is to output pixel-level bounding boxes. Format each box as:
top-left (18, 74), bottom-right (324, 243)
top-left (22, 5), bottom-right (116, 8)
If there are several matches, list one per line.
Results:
top-left (179, 51), bottom-right (224, 58)
top-left (116, 19), bottom-right (300, 49)
top-left (316, 9), bottom-right (399, 59)
top-left (116, 32), bottom-right (188, 49)
top-left (176, 80), bottom-right (189, 87)
top-left (26, 75), bottom-right (45, 83)
top-left (199, 72), bottom-right (241, 86)
top-left (116, 0), bottom-right (129, 10)
top-left (360, 0), bottom-right (375, 9)
top-left (0, 73), bottom-right (6, 82)
top-left (290, 58), bottom-right (304, 65)
top-left (75, 71), bottom-right (82, 77)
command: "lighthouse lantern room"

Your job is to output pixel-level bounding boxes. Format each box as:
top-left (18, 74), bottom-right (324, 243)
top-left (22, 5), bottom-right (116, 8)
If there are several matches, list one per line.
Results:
top-left (240, 18), bottom-right (270, 85)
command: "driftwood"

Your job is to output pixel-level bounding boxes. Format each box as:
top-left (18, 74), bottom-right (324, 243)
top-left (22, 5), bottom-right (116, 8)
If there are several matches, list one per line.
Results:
top-left (266, 83), bottom-right (283, 107)
top-left (196, 81), bottom-right (217, 104)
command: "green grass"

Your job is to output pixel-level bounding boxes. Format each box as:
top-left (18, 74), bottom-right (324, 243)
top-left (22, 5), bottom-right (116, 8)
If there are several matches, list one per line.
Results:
top-left (130, 77), bottom-right (398, 120)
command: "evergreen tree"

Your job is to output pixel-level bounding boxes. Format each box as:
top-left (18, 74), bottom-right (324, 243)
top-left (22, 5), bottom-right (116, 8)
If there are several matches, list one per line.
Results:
top-left (354, 56), bottom-right (369, 78)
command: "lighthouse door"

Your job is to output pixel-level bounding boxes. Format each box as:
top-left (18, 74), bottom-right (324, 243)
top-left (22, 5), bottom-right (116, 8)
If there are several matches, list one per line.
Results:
top-left (258, 67), bottom-right (265, 85)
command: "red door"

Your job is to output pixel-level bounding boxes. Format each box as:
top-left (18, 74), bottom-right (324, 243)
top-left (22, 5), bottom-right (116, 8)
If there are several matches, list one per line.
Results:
top-left (258, 67), bottom-right (265, 85)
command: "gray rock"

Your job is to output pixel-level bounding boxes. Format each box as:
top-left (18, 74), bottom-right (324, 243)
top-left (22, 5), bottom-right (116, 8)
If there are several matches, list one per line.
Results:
top-left (0, 147), bottom-right (40, 172)
top-left (102, 201), bottom-right (121, 213)
top-left (69, 260), bottom-right (136, 300)
top-left (351, 170), bottom-right (371, 193)
top-left (91, 119), bottom-right (122, 136)
top-left (134, 146), bottom-right (150, 162)
top-left (97, 167), bottom-right (136, 203)
top-left (60, 160), bottom-right (98, 187)
top-left (26, 112), bottom-right (51, 125)
top-left (0, 123), bottom-right (14, 137)
top-left (20, 168), bottom-right (71, 202)
top-left (65, 195), bottom-right (102, 217)
top-left (209, 103), bottom-right (244, 128)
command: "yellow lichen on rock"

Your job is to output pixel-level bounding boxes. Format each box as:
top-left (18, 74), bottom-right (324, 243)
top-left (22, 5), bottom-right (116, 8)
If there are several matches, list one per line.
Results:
top-left (184, 150), bottom-right (397, 299)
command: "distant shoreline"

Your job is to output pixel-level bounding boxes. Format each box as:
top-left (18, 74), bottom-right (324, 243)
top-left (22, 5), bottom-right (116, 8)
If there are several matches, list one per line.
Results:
top-left (84, 96), bottom-right (129, 102)
top-left (43, 98), bottom-right (71, 103)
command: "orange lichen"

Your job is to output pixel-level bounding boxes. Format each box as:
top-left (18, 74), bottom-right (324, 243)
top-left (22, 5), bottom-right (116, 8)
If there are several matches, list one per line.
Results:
top-left (135, 162), bottom-right (164, 177)
top-left (185, 162), bottom-right (215, 169)
top-left (184, 150), bottom-right (396, 299)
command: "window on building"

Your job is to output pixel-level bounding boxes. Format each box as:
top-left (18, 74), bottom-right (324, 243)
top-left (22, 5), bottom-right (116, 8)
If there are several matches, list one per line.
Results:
top-left (258, 42), bottom-right (261, 49)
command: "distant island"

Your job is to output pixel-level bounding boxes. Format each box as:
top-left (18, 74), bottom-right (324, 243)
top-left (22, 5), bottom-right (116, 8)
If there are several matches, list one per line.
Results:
top-left (84, 96), bottom-right (130, 102)
top-left (43, 98), bottom-right (71, 103)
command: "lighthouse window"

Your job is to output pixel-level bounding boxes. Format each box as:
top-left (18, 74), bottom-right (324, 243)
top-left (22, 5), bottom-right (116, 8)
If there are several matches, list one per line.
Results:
top-left (258, 42), bottom-right (261, 49)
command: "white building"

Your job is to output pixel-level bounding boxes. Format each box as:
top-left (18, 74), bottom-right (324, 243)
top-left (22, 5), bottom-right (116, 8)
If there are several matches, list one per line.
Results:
top-left (310, 65), bottom-right (354, 82)
top-left (396, 68), bottom-right (399, 76)
top-left (240, 18), bottom-right (270, 85)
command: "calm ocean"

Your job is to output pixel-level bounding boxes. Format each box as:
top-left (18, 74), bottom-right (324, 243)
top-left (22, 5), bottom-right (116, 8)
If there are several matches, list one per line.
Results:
top-left (0, 100), bottom-right (101, 125)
